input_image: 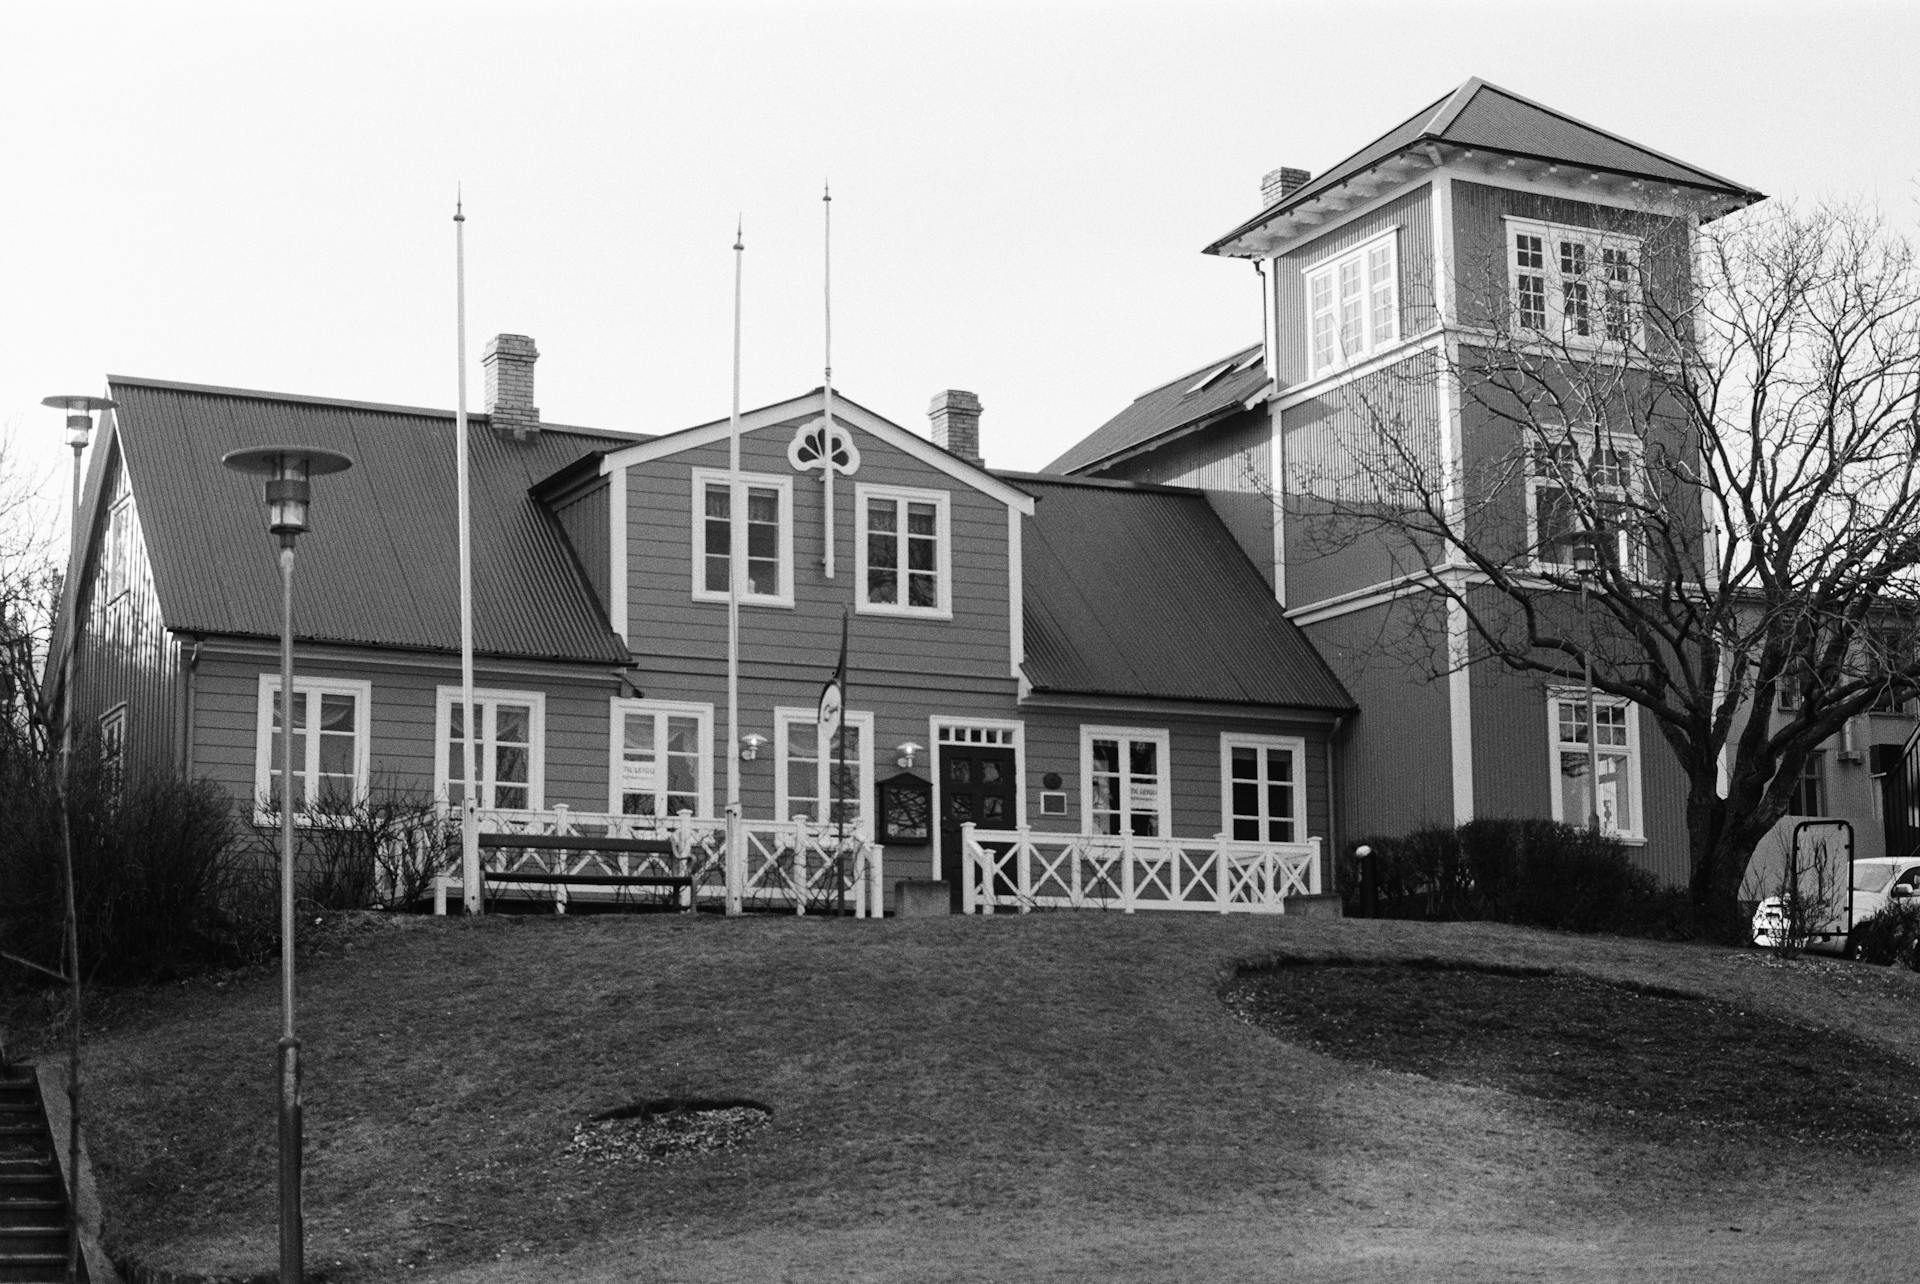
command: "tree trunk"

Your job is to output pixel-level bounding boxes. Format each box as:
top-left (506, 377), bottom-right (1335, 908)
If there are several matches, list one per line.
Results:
top-left (1686, 770), bottom-right (1778, 942)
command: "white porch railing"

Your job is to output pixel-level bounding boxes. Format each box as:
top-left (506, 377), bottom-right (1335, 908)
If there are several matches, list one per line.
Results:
top-left (433, 806), bottom-right (884, 917)
top-left (959, 823), bottom-right (1320, 915)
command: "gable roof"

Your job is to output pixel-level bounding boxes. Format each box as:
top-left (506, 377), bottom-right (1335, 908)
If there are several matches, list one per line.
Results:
top-left (1045, 344), bottom-right (1267, 476)
top-left (1010, 474), bottom-right (1352, 711)
top-left (100, 376), bottom-right (634, 664)
top-left (1208, 77), bottom-right (1764, 257)
top-left (601, 387), bottom-right (1036, 513)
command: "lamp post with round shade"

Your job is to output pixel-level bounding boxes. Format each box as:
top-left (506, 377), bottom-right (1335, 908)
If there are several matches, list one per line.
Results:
top-left (40, 392), bottom-right (114, 1284)
top-left (220, 445), bottom-right (352, 1284)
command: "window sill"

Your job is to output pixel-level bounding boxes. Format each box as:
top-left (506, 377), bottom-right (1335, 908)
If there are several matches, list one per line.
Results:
top-left (856, 601), bottom-right (953, 621)
top-left (251, 809), bottom-right (364, 831)
top-left (691, 590), bottom-right (796, 610)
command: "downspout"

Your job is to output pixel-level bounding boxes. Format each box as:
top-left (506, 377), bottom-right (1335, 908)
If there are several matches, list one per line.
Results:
top-left (1326, 713), bottom-right (1345, 904)
top-left (181, 635), bottom-right (203, 776)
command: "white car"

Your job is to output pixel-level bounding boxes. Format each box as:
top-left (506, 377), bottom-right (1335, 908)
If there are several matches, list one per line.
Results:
top-left (1751, 856), bottom-right (1920, 953)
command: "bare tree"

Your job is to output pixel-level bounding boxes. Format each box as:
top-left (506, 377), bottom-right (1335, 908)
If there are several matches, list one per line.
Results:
top-left (0, 425), bottom-right (60, 762)
top-left (1295, 202), bottom-right (1920, 939)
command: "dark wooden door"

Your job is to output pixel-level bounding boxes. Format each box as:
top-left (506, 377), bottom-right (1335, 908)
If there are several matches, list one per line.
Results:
top-left (938, 744), bottom-right (1018, 911)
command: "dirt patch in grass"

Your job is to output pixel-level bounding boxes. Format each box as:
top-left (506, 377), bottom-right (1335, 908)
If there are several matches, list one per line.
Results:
top-left (1226, 958), bottom-right (1920, 1152)
top-left (566, 1098), bottom-right (771, 1165)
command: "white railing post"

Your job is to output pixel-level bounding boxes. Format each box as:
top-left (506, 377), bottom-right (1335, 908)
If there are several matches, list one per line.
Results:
top-left (1307, 836), bottom-right (1323, 895)
top-left (724, 804), bottom-right (743, 915)
top-left (1070, 836), bottom-right (1083, 906)
top-left (1214, 833), bottom-right (1230, 913)
top-left (1015, 825), bottom-right (1032, 913)
top-left (961, 822), bottom-right (978, 914)
top-left (674, 810), bottom-right (695, 912)
top-left (1120, 833), bottom-right (1136, 914)
top-left (792, 816), bottom-right (811, 917)
top-left (552, 802), bottom-right (571, 835)
top-left (866, 842), bottom-right (884, 918)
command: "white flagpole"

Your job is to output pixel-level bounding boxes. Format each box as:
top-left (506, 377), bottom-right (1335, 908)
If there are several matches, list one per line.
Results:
top-left (822, 181), bottom-right (836, 580)
top-left (455, 191), bottom-right (481, 914)
top-left (725, 219), bottom-right (745, 916)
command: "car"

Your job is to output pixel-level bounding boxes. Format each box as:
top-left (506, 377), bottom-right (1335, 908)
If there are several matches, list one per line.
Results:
top-left (1751, 856), bottom-right (1920, 953)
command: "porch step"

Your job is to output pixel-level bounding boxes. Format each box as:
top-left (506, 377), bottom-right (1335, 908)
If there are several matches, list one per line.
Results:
top-left (0, 1251), bottom-right (71, 1284)
top-left (0, 1072), bottom-right (79, 1284)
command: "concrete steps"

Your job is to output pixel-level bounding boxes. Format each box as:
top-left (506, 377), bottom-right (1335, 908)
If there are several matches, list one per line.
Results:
top-left (0, 1073), bottom-right (76, 1284)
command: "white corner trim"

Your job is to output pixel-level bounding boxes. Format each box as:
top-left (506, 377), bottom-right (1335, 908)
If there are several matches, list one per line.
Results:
top-left (608, 465), bottom-right (628, 646)
top-left (1447, 599), bottom-right (1474, 824)
top-left (1007, 506), bottom-right (1024, 678)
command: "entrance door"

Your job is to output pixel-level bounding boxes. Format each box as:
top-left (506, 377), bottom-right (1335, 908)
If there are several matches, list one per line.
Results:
top-left (938, 744), bottom-right (1018, 911)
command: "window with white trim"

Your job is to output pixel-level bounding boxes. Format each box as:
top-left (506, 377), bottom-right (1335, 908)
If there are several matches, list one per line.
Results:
top-left (1527, 426), bottom-right (1643, 573)
top-left (1788, 750), bottom-right (1826, 817)
top-left (1220, 734), bottom-right (1305, 843)
top-left (691, 469), bottom-right (793, 606)
top-left (1082, 727), bottom-right (1170, 838)
top-left (1548, 690), bottom-right (1641, 839)
top-left (857, 485), bottom-right (951, 616)
top-left (103, 497), bottom-right (134, 601)
top-left (436, 687), bottom-right (545, 811)
top-left (1509, 219), bottom-right (1641, 345)
top-left (254, 675), bottom-right (372, 818)
top-left (99, 704), bottom-right (127, 796)
top-left (775, 707), bottom-right (874, 827)
top-left (611, 698), bottom-right (711, 818)
top-left (1305, 230), bottom-right (1399, 379)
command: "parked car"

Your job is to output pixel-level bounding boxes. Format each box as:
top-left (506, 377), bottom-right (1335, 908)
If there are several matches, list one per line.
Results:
top-left (1751, 856), bottom-right (1920, 953)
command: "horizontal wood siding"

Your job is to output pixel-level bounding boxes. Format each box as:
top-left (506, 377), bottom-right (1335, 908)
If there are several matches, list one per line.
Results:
top-left (1019, 707), bottom-right (1331, 844)
top-left (621, 417), bottom-right (1012, 690)
top-left (189, 644), bottom-right (618, 816)
top-left (73, 447), bottom-right (184, 782)
top-left (1114, 408), bottom-right (1276, 589)
top-left (1274, 183), bottom-right (1436, 387)
top-left (549, 480), bottom-right (611, 618)
top-left (1304, 602), bottom-right (1455, 841)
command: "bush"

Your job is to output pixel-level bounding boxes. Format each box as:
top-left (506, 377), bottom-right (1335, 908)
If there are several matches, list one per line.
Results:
top-left (0, 738), bottom-right (253, 981)
top-left (1848, 900), bottom-right (1920, 968)
top-left (1342, 818), bottom-right (1661, 935)
top-left (257, 780), bottom-right (453, 912)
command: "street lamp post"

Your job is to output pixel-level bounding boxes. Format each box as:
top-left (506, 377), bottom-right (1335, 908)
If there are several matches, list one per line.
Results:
top-left (1573, 544), bottom-right (1602, 832)
top-left (40, 392), bottom-right (114, 1284)
top-left (221, 445), bottom-right (353, 1284)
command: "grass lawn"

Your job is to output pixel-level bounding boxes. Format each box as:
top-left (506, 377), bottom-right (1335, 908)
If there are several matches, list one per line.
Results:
top-left (43, 910), bottom-right (1920, 1283)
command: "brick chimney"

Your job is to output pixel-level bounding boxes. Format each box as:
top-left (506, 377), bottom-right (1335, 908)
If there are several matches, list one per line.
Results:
top-left (483, 333), bottom-right (541, 441)
top-left (1260, 166), bottom-right (1311, 209)
top-left (928, 390), bottom-right (983, 467)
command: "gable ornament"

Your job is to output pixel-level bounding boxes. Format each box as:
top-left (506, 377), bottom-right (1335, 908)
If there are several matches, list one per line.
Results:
top-left (788, 415), bottom-right (860, 578)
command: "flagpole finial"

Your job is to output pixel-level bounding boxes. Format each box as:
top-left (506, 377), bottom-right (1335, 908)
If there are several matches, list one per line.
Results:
top-left (823, 180), bottom-right (831, 203)
top-left (454, 183), bottom-right (464, 223)
top-left (734, 216), bottom-right (743, 252)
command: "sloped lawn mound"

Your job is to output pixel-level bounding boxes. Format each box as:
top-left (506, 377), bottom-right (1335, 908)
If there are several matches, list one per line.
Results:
top-left (1226, 959), bottom-right (1920, 1150)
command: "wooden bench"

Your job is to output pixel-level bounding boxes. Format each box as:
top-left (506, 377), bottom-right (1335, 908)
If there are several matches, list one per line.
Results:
top-left (469, 832), bottom-right (694, 913)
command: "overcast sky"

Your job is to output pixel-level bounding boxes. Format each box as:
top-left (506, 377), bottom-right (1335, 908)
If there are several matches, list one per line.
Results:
top-left (5, 0), bottom-right (1916, 546)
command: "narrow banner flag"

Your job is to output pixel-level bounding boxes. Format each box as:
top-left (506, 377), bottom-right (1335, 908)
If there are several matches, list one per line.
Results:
top-left (817, 608), bottom-right (848, 738)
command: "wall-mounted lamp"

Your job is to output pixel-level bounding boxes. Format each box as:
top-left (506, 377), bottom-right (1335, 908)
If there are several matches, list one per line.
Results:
top-left (739, 733), bottom-right (769, 761)
top-left (895, 741), bottom-right (924, 769)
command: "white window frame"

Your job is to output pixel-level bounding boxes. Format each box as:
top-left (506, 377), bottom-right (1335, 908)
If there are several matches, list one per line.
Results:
top-left (1219, 733), bottom-right (1307, 844)
top-left (1303, 228), bottom-right (1400, 380)
top-left (1081, 726), bottom-right (1172, 839)
top-left (434, 686), bottom-right (546, 812)
top-left (774, 706), bottom-right (875, 828)
top-left (253, 675), bottom-right (374, 823)
top-left (103, 496), bottom-right (134, 601)
top-left (689, 467), bottom-right (795, 608)
top-left (99, 703), bottom-right (127, 795)
top-left (1526, 424), bottom-right (1644, 575)
top-left (1546, 688), bottom-right (1644, 842)
top-left (1506, 218), bottom-right (1642, 348)
top-left (855, 483), bottom-right (953, 619)
top-left (609, 697), bottom-right (713, 819)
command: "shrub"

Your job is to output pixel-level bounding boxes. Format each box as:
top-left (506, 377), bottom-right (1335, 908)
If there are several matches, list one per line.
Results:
top-left (1848, 900), bottom-right (1920, 968)
top-left (248, 780), bottom-right (454, 912)
top-left (1343, 818), bottom-right (1660, 936)
top-left (0, 738), bottom-right (252, 981)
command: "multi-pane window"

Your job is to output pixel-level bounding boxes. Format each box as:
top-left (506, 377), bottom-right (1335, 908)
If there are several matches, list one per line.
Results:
top-left (437, 688), bottom-right (543, 811)
top-left (858, 486), bottom-right (950, 616)
top-left (1788, 752), bottom-right (1826, 817)
top-left (776, 708), bottom-right (872, 827)
top-left (99, 704), bottom-right (127, 797)
top-left (1084, 728), bottom-right (1170, 838)
top-left (613, 699), bottom-right (710, 818)
top-left (254, 676), bottom-right (371, 818)
top-left (1508, 220), bottom-right (1640, 345)
top-left (1528, 429), bottom-right (1642, 572)
top-left (1549, 692), bottom-right (1639, 838)
top-left (1305, 231), bottom-right (1399, 379)
top-left (104, 498), bottom-right (134, 600)
top-left (692, 470), bottom-right (791, 605)
top-left (1221, 735), bottom-right (1304, 843)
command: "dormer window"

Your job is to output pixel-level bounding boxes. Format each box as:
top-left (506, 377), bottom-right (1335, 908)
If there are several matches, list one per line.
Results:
top-left (1305, 229), bottom-right (1399, 380)
top-left (1508, 219), bottom-right (1641, 346)
top-left (691, 468), bottom-right (793, 607)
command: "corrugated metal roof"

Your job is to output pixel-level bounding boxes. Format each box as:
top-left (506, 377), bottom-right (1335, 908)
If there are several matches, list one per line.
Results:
top-left (1208, 77), bottom-right (1764, 256)
top-left (1011, 475), bottom-right (1353, 711)
top-left (1045, 344), bottom-right (1266, 475)
top-left (107, 376), bottom-right (632, 664)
